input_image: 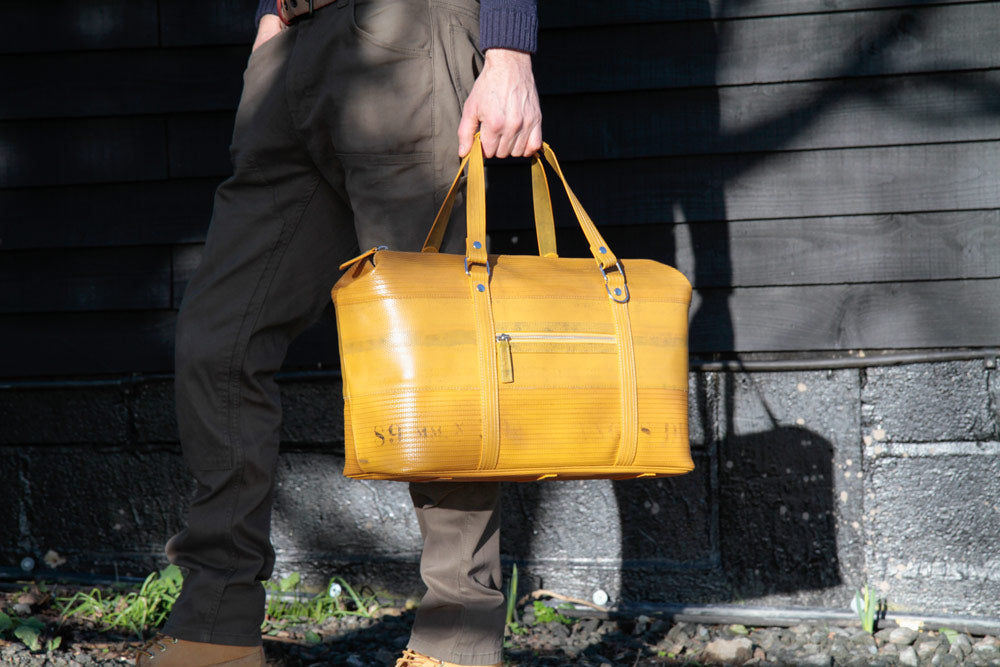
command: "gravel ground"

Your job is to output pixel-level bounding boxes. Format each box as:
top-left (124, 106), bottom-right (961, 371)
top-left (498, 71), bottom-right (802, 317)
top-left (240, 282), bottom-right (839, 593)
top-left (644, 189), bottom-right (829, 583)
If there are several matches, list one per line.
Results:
top-left (1, 606), bottom-right (999, 667)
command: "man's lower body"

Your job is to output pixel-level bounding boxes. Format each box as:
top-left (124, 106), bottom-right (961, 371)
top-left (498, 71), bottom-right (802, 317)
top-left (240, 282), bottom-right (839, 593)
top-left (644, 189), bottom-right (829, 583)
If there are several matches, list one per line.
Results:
top-left (158, 1), bottom-right (504, 664)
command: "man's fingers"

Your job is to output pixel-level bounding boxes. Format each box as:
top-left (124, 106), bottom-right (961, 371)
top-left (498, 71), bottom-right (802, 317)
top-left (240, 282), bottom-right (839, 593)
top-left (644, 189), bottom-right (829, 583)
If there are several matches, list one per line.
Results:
top-left (457, 105), bottom-right (479, 157)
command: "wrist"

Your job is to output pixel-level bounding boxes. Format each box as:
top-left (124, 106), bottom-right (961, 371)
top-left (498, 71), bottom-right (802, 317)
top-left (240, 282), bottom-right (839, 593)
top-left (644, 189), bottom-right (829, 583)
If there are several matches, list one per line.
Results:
top-left (483, 48), bottom-right (533, 66)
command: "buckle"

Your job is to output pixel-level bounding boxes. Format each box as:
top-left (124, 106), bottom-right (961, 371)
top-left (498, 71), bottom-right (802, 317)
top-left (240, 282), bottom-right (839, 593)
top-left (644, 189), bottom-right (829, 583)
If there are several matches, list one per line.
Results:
top-left (599, 261), bottom-right (630, 303)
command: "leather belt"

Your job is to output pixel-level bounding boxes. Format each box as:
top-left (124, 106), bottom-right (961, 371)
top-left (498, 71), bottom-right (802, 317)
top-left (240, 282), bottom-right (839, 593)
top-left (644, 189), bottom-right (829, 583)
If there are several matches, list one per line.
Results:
top-left (277, 0), bottom-right (338, 25)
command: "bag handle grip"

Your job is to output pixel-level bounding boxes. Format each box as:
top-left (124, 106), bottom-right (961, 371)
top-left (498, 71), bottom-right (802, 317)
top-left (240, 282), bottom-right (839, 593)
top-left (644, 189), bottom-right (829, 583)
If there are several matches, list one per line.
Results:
top-left (423, 142), bottom-right (558, 258)
top-left (423, 135), bottom-right (625, 291)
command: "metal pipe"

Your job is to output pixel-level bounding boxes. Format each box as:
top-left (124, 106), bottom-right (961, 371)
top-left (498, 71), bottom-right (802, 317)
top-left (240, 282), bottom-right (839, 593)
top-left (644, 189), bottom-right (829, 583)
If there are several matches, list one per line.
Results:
top-left (566, 602), bottom-right (1000, 636)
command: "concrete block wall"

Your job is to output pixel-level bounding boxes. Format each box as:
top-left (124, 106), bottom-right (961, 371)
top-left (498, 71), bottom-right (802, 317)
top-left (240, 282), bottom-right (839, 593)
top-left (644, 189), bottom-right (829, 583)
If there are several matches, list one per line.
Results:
top-left (1, 358), bottom-right (997, 616)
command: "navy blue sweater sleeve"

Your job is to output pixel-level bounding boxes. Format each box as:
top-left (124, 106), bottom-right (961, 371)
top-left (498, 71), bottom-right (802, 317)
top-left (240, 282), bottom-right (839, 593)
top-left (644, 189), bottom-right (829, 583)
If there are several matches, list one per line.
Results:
top-left (254, 0), bottom-right (537, 53)
top-left (480, 0), bottom-right (537, 53)
top-left (255, 0), bottom-right (276, 27)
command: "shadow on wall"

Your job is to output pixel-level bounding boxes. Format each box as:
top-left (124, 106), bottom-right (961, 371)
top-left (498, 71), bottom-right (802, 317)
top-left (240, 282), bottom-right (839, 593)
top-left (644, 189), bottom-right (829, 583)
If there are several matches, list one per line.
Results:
top-left (267, 0), bottom-right (987, 611)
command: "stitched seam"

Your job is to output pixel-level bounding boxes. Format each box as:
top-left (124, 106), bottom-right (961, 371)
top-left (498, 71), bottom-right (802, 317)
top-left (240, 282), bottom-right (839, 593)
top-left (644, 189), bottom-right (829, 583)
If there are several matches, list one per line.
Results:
top-left (215, 155), bottom-right (321, 639)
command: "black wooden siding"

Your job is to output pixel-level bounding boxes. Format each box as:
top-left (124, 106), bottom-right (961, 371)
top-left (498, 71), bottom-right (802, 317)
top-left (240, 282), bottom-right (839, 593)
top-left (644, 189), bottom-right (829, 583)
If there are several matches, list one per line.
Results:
top-left (1, 0), bottom-right (998, 377)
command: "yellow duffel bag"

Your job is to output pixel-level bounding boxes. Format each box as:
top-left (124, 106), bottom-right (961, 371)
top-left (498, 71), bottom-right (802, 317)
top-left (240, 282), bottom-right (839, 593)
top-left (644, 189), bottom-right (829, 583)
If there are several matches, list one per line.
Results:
top-left (331, 136), bottom-right (693, 481)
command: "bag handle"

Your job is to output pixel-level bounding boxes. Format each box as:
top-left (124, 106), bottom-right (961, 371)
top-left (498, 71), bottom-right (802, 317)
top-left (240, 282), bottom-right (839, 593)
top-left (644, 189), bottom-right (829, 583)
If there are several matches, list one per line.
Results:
top-left (424, 134), bottom-right (629, 303)
top-left (423, 146), bottom-right (558, 258)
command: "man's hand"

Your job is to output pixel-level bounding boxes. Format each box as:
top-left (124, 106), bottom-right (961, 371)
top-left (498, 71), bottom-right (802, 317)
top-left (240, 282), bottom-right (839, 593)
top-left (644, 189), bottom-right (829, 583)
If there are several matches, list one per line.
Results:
top-left (252, 14), bottom-right (284, 52)
top-left (458, 49), bottom-right (542, 159)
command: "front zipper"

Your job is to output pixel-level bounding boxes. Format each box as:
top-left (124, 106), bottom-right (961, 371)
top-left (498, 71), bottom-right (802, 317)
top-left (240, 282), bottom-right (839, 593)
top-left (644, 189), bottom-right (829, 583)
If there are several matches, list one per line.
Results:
top-left (494, 331), bottom-right (617, 384)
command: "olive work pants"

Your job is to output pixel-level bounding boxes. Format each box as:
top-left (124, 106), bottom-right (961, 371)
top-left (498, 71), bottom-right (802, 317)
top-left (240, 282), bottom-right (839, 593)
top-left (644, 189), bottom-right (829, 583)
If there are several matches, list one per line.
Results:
top-left (162, 1), bottom-right (505, 663)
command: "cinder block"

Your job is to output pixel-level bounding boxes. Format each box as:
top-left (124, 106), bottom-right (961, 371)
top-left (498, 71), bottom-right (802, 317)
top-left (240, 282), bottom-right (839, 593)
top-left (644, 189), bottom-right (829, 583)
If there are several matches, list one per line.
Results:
top-left (271, 452), bottom-right (422, 557)
top-left (0, 386), bottom-right (129, 444)
top-left (23, 446), bottom-right (191, 558)
top-left (864, 441), bottom-right (1000, 616)
top-left (688, 371), bottom-right (717, 447)
top-left (0, 451), bottom-right (26, 564)
top-left (133, 378), bottom-right (177, 443)
top-left (718, 370), bottom-right (862, 602)
top-left (861, 361), bottom-right (994, 443)
top-left (501, 452), bottom-right (714, 566)
top-left (278, 380), bottom-right (344, 444)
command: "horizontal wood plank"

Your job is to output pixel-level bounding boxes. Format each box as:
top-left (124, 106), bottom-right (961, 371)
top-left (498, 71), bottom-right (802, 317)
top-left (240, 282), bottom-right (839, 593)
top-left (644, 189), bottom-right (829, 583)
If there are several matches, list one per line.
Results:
top-left (0, 310), bottom-right (339, 378)
top-left (0, 248), bottom-right (171, 313)
top-left (487, 141), bottom-right (1000, 225)
top-left (541, 70), bottom-right (1000, 160)
top-left (536, 3), bottom-right (1000, 93)
top-left (690, 278), bottom-right (1000, 352)
top-left (0, 312), bottom-right (177, 377)
top-left (0, 48), bottom-right (247, 120)
top-left (539, 0), bottom-right (980, 25)
top-left (168, 114), bottom-right (236, 179)
top-left (0, 117), bottom-right (167, 187)
top-left (0, 180), bottom-right (218, 250)
top-left (489, 210), bottom-right (1000, 288)
top-left (160, 0), bottom-right (259, 47)
top-left (0, 0), bottom-right (158, 54)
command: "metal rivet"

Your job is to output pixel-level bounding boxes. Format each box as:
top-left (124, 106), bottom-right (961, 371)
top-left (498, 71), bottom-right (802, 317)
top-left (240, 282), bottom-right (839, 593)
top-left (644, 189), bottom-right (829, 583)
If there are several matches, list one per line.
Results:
top-left (599, 246), bottom-right (607, 254)
top-left (473, 241), bottom-right (482, 249)
top-left (477, 284), bottom-right (485, 292)
top-left (614, 288), bottom-right (622, 296)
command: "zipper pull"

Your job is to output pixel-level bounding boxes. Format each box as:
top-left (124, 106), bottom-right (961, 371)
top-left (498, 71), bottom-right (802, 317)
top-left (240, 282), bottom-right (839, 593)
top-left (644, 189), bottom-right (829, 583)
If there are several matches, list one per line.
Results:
top-left (496, 333), bottom-right (514, 383)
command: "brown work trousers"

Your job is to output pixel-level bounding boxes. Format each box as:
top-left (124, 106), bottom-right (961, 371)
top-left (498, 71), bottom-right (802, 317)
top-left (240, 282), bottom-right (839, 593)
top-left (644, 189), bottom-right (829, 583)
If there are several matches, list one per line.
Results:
top-left (162, 1), bottom-right (505, 663)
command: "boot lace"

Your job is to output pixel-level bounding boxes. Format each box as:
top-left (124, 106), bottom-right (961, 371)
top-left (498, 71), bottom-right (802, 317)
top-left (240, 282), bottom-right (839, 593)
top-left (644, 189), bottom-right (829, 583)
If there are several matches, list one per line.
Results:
top-left (136, 635), bottom-right (178, 659)
top-left (395, 648), bottom-right (445, 667)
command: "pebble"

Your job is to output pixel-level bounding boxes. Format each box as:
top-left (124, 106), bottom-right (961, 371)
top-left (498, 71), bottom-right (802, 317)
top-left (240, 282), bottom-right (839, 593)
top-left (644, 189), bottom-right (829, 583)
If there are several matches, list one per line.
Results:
top-left (888, 626), bottom-right (919, 645)
top-left (1, 603), bottom-right (998, 667)
top-left (899, 645), bottom-right (919, 667)
top-left (703, 636), bottom-right (753, 663)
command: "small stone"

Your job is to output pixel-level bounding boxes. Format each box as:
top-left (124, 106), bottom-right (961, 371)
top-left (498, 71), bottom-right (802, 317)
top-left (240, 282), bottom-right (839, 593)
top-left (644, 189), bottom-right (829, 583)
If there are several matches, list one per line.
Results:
top-left (12, 602), bottom-right (31, 615)
top-left (345, 654), bottom-right (366, 667)
top-left (703, 637), bottom-right (753, 664)
top-left (917, 638), bottom-right (942, 658)
top-left (899, 646), bottom-right (919, 667)
top-left (879, 642), bottom-right (899, 656)
top-left (932, 652), bottom-right (959, 666)
top-left (950, 633), bottom-right (973, 658)
top-left (667, 622), bottom-right (693, 643)
top-left (889, 627), bottom-right (919, 645)
top-left (795, 653), bottom-right (832, 667)
top-left (753, 647), bottom-right (766, 661)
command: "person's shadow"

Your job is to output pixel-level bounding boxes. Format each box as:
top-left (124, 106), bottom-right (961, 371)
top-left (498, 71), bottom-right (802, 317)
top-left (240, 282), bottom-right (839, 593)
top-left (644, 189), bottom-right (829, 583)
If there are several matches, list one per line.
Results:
top-left (486, 0), bottom-right (843, 610)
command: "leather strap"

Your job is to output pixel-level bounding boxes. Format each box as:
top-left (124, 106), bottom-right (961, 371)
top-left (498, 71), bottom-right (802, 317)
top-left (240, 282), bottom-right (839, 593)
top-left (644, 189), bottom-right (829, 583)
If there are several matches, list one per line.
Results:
top-left (464, 136), bottom-right (501, 470)
top-left (428, 134), bottom-right (638, 470)
top-left (531, 159), bottom-right (558, 258)
top-left (277, 0), bottom-right (335, 26)
top-left (423, 152), bottom-right (557, 257)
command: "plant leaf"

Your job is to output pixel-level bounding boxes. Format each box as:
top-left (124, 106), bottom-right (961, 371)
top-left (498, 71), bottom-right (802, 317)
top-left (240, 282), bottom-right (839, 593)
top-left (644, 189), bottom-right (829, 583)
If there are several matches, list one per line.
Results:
top-left (941, 628), bottom-right (959, 645)
top-left (14, 625), bottom-right (42, 651)
top-left (0, 612), bottom-right (12, 633)
top-left (305, 630), bottom-right (321, 644)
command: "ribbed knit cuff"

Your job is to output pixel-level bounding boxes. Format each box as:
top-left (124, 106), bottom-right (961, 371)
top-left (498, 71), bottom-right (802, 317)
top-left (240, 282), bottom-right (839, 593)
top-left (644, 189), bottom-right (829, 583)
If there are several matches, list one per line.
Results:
top-left (479, 4), bottom-right (538, 53)
top-left (255, 0), bottom-right (278, 27)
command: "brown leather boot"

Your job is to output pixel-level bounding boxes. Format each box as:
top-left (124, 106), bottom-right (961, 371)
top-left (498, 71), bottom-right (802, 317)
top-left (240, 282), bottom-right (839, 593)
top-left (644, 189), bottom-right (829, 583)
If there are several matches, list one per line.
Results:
top-left (134, 635), bottom-right (265, 666)
top-left (394, 648), bottom-right (500, 667)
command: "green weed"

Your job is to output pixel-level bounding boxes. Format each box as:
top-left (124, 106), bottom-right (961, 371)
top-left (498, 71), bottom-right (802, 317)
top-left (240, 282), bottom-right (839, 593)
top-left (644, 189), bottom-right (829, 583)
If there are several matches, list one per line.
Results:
top-left (262, 573), bottom-right (379, 633)
top-left (531, 600), bottom-right (573, 625)
top-left (851, 584), bottom-right (884, 634)
top-left (56, 565), bottom-right (183, 638)
top-left (504, 565), bottom-right (526, 636)
top-left (0, 611), bottom-right (61, 652)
